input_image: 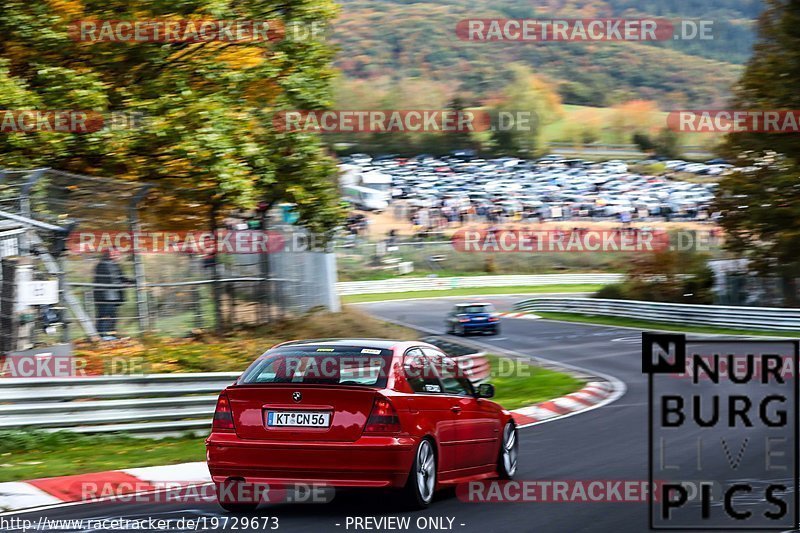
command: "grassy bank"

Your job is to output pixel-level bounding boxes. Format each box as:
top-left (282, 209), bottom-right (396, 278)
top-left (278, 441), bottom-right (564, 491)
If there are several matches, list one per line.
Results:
top-left (73, 307), bottom-right (417, 374)
top-left (342, 284), bottom-right (603, 304)
top-left (1, 355), bottom-right (582, 482)
top-left (537, 312), bottom-right (797, 337)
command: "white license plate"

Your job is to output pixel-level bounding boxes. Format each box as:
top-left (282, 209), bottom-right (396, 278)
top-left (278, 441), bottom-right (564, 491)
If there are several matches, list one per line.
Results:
top-left (266, 411), bottom-right (331, 428)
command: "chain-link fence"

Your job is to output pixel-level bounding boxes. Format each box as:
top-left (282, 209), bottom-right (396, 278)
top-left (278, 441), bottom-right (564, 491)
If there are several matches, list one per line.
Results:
top-left (0, 168), bottom-right (339, 343)
top-left (335, 228), bottom-right (727, 282)
top-left (336, 238), bottom-right (633, 281)
top-left (62, 239), bottom-right (337, 339)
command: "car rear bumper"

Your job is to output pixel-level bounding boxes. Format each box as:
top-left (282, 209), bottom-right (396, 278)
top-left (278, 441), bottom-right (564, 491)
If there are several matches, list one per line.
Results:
top-left (206, 433), bottom-right (418, 489)
top-left (463, 322), bottom-right (498, 330)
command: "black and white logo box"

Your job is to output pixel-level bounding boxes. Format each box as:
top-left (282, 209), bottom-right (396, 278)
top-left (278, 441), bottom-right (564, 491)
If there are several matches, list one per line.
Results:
top-left (644, 333), bottom-right (799, 530)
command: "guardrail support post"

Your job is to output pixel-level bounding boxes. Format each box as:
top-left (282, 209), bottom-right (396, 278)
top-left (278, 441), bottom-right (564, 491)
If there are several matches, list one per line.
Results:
top-left (0, 257), bottom-right (34, 354)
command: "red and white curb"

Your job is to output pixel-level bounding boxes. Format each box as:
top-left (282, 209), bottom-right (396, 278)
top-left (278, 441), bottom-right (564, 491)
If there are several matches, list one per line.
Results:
top-left (0, 462), bottom-right (210, 514)
top-left (1, 382), bottom-right (618, 514)
top-left (497, 312), bottom-right (540, 319)
top-left (510, 380), bottom-right (616, 429)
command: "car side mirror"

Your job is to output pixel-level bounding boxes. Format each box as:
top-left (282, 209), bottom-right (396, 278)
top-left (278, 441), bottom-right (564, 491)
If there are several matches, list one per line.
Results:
top-left (476, 383), bottom-right (495, 399)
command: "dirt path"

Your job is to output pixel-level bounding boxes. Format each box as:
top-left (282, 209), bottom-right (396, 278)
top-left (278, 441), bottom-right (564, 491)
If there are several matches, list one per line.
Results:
top-left (364, 208), bottom-right (718, 239)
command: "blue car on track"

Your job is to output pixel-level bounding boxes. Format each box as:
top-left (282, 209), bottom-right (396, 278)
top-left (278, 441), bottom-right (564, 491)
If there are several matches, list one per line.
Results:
top-left (445, 302), bottom-right (500, 336)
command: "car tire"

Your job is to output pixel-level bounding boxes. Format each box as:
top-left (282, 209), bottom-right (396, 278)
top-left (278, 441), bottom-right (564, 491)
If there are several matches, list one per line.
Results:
top-left (497, 423), bottom-right (518, 479)
top-left (402, 438), bottom-right (437, 509)
top-left (219, 501), bottom-right (259, 514)
top-left (455, 324), bottom-right (465, 336)
top-left (216, 481), bottom-right (259, 514)
top-left (492, 326), bottom-right (501, 335)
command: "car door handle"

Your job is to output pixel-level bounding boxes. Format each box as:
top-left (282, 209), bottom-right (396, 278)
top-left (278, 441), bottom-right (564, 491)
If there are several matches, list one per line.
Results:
top-left (451, 406), bottom-right (462, 413)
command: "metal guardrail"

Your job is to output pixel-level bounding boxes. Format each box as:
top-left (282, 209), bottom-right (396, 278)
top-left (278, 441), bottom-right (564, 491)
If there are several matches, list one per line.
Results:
top-left (0, 372), bottom-right (239, 434)
top-left (514, 297), bottom-right (800, 332)
top-left (0, 347), bottom-right (488, 434)
top-left (337, 274), bottom-right (622, 296)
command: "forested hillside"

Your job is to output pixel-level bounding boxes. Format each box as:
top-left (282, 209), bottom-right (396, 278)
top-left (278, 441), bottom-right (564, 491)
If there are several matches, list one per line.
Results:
top-left (332, 0), bottom-right (760, 106)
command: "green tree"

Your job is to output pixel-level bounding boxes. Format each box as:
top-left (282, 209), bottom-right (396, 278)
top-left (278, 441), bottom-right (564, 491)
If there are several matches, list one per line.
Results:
top-left (443, 96), bottom-right (475, 152)
top-left (0, 0), bottom-right (342, 232)
top-left (595, 249), bottom-right (714, 304)
top-left (723, 0), bottom-right (800, 160)
top-left (633, 132), bottom-right (655, 153)
top-left (489, 65), bottom-right (562, 157)
top-left (652, 128), bottom-right (681, 158)
top-left (713, 152), bottom-right (800, 306)
top-left (0, 0), bottom-right (343, 329)
top-left (716, 0), bottom-right (800, 306)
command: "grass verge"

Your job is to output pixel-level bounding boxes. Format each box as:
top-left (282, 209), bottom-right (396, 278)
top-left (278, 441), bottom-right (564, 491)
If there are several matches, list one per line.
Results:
top-left (487, 355), bottom-right (584, 411)
top-left (0, 432), bottom-right (205, 482)
top-left (537, 312), bottom-right (798, 338)
top-left (342, 284), bottom-right (603, 304)
top-left (1, 356), bottom-right (582, 482)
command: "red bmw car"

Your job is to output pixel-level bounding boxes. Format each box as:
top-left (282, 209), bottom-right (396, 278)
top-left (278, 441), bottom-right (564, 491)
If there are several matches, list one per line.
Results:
top-left (206, 339), bottom-right (518, 511)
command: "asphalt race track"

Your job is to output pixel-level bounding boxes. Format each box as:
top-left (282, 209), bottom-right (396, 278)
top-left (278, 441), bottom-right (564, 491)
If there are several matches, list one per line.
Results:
top-left (5, 295), bottom-right (795, 532)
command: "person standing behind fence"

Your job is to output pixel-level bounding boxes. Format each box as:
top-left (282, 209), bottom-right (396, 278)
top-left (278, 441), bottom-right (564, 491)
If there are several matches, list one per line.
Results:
top-left (93, 248), bottom-right (131, 341)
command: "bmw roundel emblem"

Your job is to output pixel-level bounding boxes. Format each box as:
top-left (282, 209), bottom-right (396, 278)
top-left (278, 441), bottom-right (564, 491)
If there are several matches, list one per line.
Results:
top-left (292, 391), bottom-right (302, 402)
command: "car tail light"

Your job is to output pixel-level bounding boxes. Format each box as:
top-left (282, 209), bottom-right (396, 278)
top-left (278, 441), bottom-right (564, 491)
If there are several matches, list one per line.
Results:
top-left (212, 393), bottom-right (235, 431)
top-left (364, 395), bottom-right (401, 434)
top-left (489, 315), bottom-right (499, 322)
top-left (458, 317), bottom-right (471, 323)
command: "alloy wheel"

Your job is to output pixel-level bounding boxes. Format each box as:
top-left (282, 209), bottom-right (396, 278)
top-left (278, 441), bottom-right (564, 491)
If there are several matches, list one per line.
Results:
top-left (416, 440), bottom-right (436, 503)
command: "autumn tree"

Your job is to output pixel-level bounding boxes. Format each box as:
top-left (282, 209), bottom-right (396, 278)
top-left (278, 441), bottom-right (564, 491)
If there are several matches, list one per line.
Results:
top-left (723, 0), bottom-right (800, 160)
top-left (713, 152), bottom-right (800, 306)
top-left (0, 0), bottom-right (343, 233)
top-left (609, 100), bottom-right (659, 144)
top-left (715, 0), bottom-right (800, 306)
top-left (0, 0), bottom-right (343, 329)
top-left (489, 65), bottom-right (562, 157)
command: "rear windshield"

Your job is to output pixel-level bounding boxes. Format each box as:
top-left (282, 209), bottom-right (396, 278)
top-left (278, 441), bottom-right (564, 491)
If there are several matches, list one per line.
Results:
top-left (238, 346), bottom-right (394, 387)
top-left (458, 305), bottom-right (494, 314)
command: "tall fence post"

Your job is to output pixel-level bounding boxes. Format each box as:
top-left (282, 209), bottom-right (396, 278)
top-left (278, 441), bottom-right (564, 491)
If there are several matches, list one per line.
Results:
top-left (322, 252), bottom-right (341, 313)
top-left (129, 186), bottom-right (151, 335)
top-left (0, 258), bottom-right (18, 354)
top-left (0, 257), bottom-right (35, 353)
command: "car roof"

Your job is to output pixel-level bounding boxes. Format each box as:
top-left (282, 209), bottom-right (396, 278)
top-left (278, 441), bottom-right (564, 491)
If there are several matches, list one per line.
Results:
top-left (273, 338), bottom-right (401, 350)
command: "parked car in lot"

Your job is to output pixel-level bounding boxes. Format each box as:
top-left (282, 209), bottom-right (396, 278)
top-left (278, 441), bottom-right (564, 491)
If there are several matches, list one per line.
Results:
top-left (339, 154), bottom-right (722, 221)
top-left (445, 303), bottom-right (501, 335)
top-left (341, 185), bottom-right (389, 212)
top-left (206, 339), bottom-right (517, 511)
